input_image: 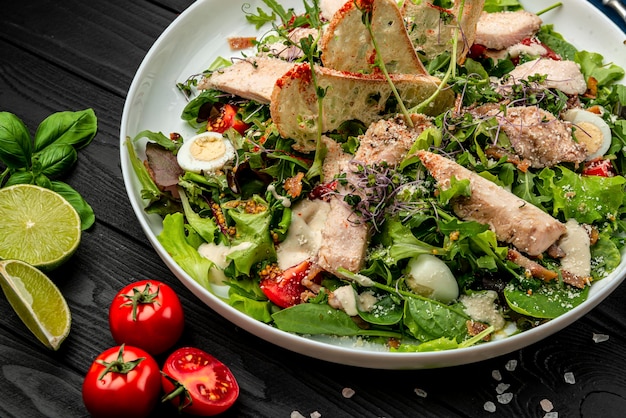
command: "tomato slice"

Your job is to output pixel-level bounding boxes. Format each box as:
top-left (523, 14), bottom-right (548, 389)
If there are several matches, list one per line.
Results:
top-left (259, 259), bottom-right (319, 308)
top-left (583, 158), bottom-right (615, 177)
top-left (161, 347), bottom-right (239, 416)
top-left (207, 103), bottom-right (249, 136)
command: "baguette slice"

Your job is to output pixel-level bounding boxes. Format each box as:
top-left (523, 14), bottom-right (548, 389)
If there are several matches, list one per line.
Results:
top-left (320, 0), bottom-right (427, 75)
top-left (270, 63), bottom-right (454, 152)
top-left (402, 0), bottom-right (484, 64)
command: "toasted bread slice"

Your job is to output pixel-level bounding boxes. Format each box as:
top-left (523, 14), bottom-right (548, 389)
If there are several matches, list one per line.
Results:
top-left (270, 63), bottom-right (454, 152)
top-left (402, 0), bottom-right (484, 64)
top-left (320, 0), bottom-right (427, 75)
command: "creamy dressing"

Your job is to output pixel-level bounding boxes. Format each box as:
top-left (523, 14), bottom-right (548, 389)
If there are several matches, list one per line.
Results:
top-left (559, 218), bottom-right (591, 277)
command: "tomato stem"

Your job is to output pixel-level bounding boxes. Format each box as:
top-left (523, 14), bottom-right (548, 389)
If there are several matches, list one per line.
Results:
top-left (121, 282), bottom-right (161, 321)
top-left (96, 344), bottom-right (145, 380)
top-left (161, 371), bottom-right (193, 412)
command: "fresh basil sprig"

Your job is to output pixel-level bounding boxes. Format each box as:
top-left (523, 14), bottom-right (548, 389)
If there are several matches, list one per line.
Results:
top-left (0, 109), bottom-right (97, 229)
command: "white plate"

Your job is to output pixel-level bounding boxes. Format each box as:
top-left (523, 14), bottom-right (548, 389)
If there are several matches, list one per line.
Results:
top-left (120, 0), bottom-right (626, 369)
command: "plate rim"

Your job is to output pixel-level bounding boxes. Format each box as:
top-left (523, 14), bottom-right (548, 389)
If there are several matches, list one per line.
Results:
top-left (120, 0), bottom-right (626, 369)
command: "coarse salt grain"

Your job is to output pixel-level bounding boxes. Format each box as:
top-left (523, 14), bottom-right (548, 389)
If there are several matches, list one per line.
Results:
top-left (505, 359), bottom-right (518, 371)
top-left (484, 401), bottom-right (497, 412)
top-left (310, 412), bottom-right (322, 418)
top-left (492, 370), bottom-right (502, 381)
top-left (540, 399), bottom-right (554, 412)
top-left (564, 372), bottom-right (576, 384)
top-left (342, 388), bottom-right (355, 399)
top-left (497, 382), bottom-right (511, 394)
top-left (497, 393), bottom-right (514, 404)
top-left (414, 388), bottom-right (428, 398)
top-left (592, 333), bottom-right (609, 343)
top-left (291, 412), bottom-right (306, 418)
top-left (544, 412), bottom-right (559, 418)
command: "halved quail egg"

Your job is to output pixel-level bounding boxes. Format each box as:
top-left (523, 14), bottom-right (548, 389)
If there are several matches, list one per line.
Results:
top-left (562, 108), bottom-right (612, 160)
top-left (177, 131), bottom-right (236, 173)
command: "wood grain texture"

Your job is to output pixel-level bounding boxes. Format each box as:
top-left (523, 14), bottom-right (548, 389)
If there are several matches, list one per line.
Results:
top-left (1, 1), bottom-right (626, 417)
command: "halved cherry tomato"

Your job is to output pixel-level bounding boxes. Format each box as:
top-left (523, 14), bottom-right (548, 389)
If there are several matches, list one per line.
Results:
top-left (161, 347), bottom-right (239, 416)
top-left (259, 259), bottom-right (319, 308)
top-left (109, 280), bottom-right (184, 355)
top-left (207, 103), bottom-right (250, 136)
top-left (582, 158), bottom-right (615, 177)
top-left (82, 345), bottom-right (161, 418)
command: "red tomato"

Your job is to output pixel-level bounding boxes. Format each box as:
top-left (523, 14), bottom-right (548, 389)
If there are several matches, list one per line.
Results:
top-left (583, 159), bottom-right (615, 177)
top-left (207, 103), bottom-right (250, 136)
top-left (82, 345), bottom-right (161, 418)
top-left (109, 280), bottom-right (184, 355)
top-left (161, 347), bottom-right (239, 416)
top-left (259, 260), bottom-right (319, 308)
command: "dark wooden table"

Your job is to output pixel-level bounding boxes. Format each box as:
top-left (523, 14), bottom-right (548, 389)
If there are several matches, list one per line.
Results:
top-left (1, 1), bottom-right (625, 417)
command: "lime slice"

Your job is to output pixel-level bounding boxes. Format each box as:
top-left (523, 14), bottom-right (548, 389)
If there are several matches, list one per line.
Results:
top-left (0, 259), bottom-right (71, 350)
top-left (0, 184), bottom-right (81, 270)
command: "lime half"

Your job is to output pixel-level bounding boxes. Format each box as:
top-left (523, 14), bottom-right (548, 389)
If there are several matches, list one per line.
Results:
top-left (0, 259), bottom-right (71, 350)
top-left (0, 184), bottom-right (81, 270)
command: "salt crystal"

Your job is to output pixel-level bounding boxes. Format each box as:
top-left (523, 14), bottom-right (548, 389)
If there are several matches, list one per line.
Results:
top-left (564, 372), bottom-right (576, 384)
top-left (414, 388), bottom-right (428, 398)
top-left (505, 359), bottom-right (518, 371)
top-left (592, 333), bottom-right (609, 343)
top-left (497, 393), bottom-right (514, 404)
top-left (342, 388), bottom-right (355, 399)
top-left (291, 412), bottom-right (306, 418)
top-left (310, 412), bottom-right (322, 418)
top-left (484, 401), bottom-right (497, 412)
top-left (540, 399), bottom-right (554, 412)
top-left (496, 383), bottom-right (510, 394)
top-left (492, 370), bottom-right (502, 381)
top-left (544, 412), bottom-right (559, 418)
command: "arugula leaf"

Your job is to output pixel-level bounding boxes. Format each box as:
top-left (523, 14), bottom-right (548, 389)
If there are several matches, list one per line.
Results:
top-left (504, 282), bottom-right (589, 319)
top-left (537, 25), bottom-right (577, 61)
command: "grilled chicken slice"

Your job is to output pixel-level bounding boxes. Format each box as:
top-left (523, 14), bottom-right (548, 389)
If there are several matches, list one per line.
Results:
top-left (474, 10), bottom-right (542, 50)
top-left (417, 150), bottom-right (566, 256)
top-left (198, 57), bottom-right (295, 104)
top-left (472, 105), bottom-right (587, 168)
top-left (504, 58), bottom-right (588, 95)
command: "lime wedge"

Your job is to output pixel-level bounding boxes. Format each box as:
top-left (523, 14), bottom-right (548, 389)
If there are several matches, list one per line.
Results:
top-left (0, 259), bottom-right (71, 350)
top-left (0, 184), bottom-right (81, 270)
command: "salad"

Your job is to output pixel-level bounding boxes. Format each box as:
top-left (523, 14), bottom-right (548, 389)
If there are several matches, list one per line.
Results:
top-left (126, 0), bottom-right (626, 353)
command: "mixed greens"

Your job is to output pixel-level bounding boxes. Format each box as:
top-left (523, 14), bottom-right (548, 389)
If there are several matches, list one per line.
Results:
top-left (127, 0), bottom-right (626, 352)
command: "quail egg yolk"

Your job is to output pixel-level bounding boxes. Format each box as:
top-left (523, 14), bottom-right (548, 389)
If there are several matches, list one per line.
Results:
top-left (177, 132), bottom-right (236, 173)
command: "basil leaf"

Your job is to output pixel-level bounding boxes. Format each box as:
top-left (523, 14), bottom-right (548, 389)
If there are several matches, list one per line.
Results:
top-left (0, 112), bottom-right (32, 169)
top-left (50, 181), bottom-right (95, 230)
top-left (4, 170), bottom-right (34, 186)
top-left (33, 109), bottom-right (97, 152)
top-left (34, 144), bottom-right (78, 178)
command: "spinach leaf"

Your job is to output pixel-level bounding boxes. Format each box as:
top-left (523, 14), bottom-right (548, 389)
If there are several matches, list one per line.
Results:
top-left (403, 297), bottom-right (469, 342)
top-left (0, 111), bottom-right (32, 169)
top-left (33, 109), bottom-right (97, 151)
top-left (504, 282), bottom-right (589, 319)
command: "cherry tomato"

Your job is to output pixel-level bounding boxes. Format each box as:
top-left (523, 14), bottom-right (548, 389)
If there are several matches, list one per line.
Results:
top-left (259, 259), bottom-right (319, 308)
top-left (207, 103), bottom-right (250, 136)
top-left (82, 345), bottom-right (161, 418)
top-left (583, 158), bottom-right (615, 177)
top-left (109, 280), bottom-right (184, 355)
top-left (161, 347), bottom-right (239, 416)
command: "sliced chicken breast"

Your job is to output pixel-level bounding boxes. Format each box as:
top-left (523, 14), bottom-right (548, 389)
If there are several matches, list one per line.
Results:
top-left (417, 150), bottom-right (566, 256)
